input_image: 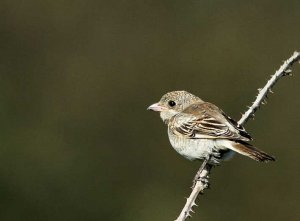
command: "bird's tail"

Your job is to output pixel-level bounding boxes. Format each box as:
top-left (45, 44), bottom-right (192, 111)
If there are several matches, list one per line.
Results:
top-left (229, 140), bottom-right (275, 162)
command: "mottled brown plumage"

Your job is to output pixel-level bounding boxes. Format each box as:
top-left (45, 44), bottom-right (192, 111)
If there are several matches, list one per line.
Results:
top-left (148, 91), bottom-right (275, 164)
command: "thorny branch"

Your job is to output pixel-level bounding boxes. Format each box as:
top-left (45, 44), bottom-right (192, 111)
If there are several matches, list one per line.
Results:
top-left (238, 51), bottom-right (300, 126)
top-left (175, 51), bottom-right (300, 221)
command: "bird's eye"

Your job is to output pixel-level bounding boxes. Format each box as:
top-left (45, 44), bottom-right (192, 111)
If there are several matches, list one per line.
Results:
top-left (168, 100), bottom-right (176, 107)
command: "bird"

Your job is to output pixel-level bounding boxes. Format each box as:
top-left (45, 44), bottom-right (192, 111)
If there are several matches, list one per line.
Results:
top-left (147, 91), bottom-right (275, 167)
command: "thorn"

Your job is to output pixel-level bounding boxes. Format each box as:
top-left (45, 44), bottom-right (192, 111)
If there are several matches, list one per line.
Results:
top-left (190, 209), bottom-right (195, 213)
top-left (269, 89), bottom-right (274, 93)
top-left (285, 69), bottom-right (292, 73)
top-left (283, 69), bottom-right (292, 76)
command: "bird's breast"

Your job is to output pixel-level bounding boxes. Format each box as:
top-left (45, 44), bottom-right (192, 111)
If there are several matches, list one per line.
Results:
top-left (167, 128), bottom-right (215, 161)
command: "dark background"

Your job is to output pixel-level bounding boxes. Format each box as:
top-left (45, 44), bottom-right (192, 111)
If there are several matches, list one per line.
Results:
top-left (0, 0), bottom-right (299, 220)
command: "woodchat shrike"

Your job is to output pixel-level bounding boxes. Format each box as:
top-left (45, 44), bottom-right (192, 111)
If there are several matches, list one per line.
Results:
top-left (148, 91), bottom-right (275, 165)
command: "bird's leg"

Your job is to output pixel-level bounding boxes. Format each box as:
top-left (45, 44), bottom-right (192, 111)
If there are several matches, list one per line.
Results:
top-left (192, 155), bottom-right (211, 188)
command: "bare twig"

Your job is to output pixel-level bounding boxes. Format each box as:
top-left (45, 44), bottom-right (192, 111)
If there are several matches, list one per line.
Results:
top-left (238, 51), bottom-right (300, 126)
top-left (175, 51), bottom-right (300, 221)
top-left (175, 164), bottom-right (211, 221)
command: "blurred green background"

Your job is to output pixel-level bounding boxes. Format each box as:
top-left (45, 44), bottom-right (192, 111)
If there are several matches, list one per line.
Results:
top-left (0, 0), bottom-right (299, 220)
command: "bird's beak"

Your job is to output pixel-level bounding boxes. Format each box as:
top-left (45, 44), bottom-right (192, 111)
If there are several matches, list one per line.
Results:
top-left (147, 103), bottom-right (167, 112)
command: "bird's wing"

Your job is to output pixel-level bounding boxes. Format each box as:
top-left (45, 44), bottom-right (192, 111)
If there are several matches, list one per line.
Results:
top-left (169, 102), bottom-right (252, 141)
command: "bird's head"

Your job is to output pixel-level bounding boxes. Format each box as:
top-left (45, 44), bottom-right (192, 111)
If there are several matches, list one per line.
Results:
top-left (147, 91), bottom-right (203, 123)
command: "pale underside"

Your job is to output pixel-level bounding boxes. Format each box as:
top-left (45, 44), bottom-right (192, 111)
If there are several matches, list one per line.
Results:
top-left (168, 128), bottom-right (235, 164)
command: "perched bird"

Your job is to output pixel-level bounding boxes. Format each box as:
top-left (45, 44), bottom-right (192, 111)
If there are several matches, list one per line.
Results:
top-left (147, 91), bottom-right (275, 165)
